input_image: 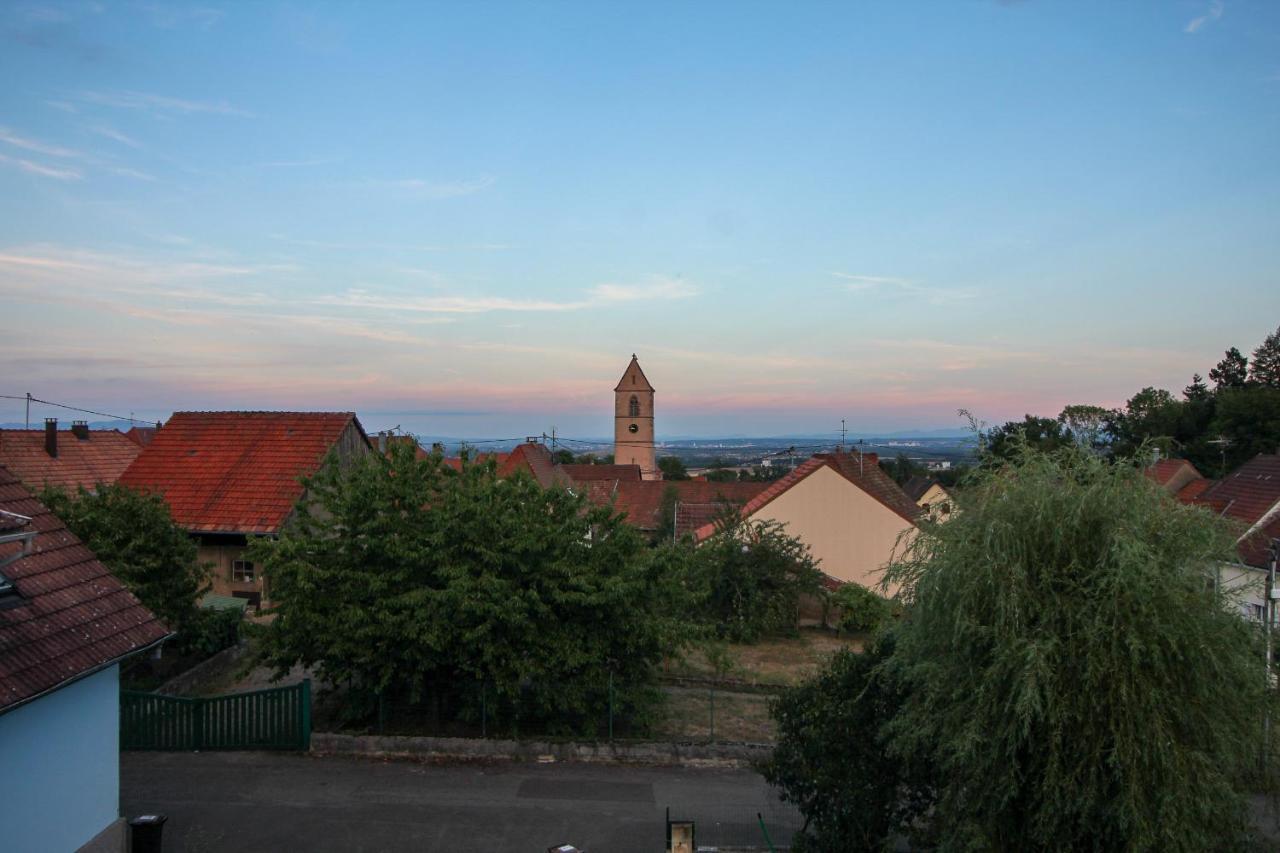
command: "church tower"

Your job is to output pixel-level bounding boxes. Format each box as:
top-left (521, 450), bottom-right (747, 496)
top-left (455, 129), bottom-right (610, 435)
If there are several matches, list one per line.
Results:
top-left (614, 354), bottom-right (658, 480)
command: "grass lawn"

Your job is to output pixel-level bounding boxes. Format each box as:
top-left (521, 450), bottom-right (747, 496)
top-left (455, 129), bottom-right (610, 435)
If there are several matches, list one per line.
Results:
top-left (655, 686), bottom-right (776, 743)
top-left (663, 627), bottom-right (866, 688)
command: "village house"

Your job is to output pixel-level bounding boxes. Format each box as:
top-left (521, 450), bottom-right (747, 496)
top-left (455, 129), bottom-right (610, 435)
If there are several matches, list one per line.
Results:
top-left (691, 450), bottom-right (922, 593)
top-left (118, 411), bottom-right (372, 607)
top-left (0, 464), bottom-right (170, 853)
top-left (902, 474), bottom-right (955, 521)
top-left (0, 418), bottom-right (141, 494)
top-left (1179, 453), bottom-right (1280, 623)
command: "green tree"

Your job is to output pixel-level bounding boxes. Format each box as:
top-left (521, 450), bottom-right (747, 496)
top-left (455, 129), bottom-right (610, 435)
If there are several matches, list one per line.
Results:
top-left (762, 636), bottom-right (932, 853)
top-left (251, 443), bottom-right (691, 731)
top-left (1057, 403), bottom-right (1110, 450)
top-left (829, 582), bottom-right (891, 635)
top-left (550, 448), bottom-right (575, 464)
top-left (1250, 325), bottom-right (1280, 388)
top-left (879, 452), bottom-right (924, 485)
top-left (985, 415), bottom-right (1072, 462)
top-left (1211, 386), bottom-right (1280, 470)
top-left (1183, 373), bottom-right (1211, 402)
top-left (694, 511), bottom-right (824, 642)
top-left (657, 455), bottom-right (690, 480)
top-left (882, 442), bottom-right (1272, 852)
top-left (1210, 347), bottom-right (1250, 391)
top-left (41, 483), bottom-right (208, 631)
top-left (704, 468), bottom-right (739, 483)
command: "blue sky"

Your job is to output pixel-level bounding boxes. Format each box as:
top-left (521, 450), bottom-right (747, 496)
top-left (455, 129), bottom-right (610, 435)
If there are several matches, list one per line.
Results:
top-left (1, 0), bottom-right (1277, 439)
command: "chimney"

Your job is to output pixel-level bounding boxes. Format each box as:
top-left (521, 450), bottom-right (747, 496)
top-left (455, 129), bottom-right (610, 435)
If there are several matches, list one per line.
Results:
top-left (71, 420), bottom-right (90, 440)
top-left (44, 418), bottom-right (58, 458)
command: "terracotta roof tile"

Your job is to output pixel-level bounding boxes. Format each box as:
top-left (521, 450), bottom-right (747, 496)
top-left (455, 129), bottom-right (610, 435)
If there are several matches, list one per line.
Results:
top-left (1186, 455), bottom-right (1280, 569)
top-left (0, 464), bottom-right (170, 713)
top-left (0, 428), bottom-right (141, 493)
top-left (118, 411), bottom-right (365, 534)
top-left (559, 464), bottom-right (643, 482)
top-left (499, 443), bottom-right (572, 489)
top-left (584, 479), bottom-right (766, 532)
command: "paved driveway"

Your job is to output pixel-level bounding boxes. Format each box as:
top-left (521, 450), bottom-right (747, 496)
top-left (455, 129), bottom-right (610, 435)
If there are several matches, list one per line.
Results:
top-left (122, 752), bottom-right (801, 852)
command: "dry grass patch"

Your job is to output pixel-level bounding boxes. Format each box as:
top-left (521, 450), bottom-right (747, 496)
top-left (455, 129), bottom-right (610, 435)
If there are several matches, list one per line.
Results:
top-left (665, 628), bottom-right (865, 687)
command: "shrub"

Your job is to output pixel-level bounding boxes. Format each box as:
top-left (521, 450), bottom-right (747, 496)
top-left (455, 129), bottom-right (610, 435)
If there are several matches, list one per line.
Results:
top-left (829, 583), bottom-right (891, 635)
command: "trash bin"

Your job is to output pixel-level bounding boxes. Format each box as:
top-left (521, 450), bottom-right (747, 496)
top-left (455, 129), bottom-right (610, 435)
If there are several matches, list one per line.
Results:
top-left (129, 814), bottom-right (167, 853)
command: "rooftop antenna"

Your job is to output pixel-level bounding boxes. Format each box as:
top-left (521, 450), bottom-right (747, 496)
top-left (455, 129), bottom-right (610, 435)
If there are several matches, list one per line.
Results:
top-left (858, 438), bottom-right (865, 477)
top-left (840, 419), bottom-right (847, 452)
top-left (1207, 435), bottom-right (1233, 476)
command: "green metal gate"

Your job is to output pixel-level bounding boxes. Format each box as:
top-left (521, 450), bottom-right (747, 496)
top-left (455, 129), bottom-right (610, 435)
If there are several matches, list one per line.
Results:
top-left (121, 680), bottom-right (311, 751)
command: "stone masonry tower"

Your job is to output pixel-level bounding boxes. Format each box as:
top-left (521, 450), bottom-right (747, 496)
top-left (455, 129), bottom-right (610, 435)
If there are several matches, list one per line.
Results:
top-left (614, 354), bottom-right (658, 480)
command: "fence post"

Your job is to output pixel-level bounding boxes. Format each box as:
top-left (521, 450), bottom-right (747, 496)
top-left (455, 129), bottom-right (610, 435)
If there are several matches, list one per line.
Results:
top-left (300, 679), bottom-right (312, 751)
top-left (193, 696), bottom-right (205, 751)
top-left (480, 681), bottom-right (487, 739)
top-left (608, 671), bottom-right (615, 742)
top-left (709, 685), bottom-right (715, 743)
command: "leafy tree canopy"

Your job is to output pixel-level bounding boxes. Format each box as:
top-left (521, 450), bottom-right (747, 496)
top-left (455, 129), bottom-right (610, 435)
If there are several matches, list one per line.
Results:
top-left (251, 443), bottom-right (693, 730)
top-left (41, 483), bottom-right (208, 631)
top-left (657, 455), bottom-right (690, 480)
top-left (881, 442), bottom-right (1272, 852)
top-left (984, 415), bottom-right (1072, 462)
top-left (1250, 325), bottom-right (1280, 388)
top-left (1210, 346), bottom-right (1250, 391)
top-left (693, 511), bottom-right (824, 642)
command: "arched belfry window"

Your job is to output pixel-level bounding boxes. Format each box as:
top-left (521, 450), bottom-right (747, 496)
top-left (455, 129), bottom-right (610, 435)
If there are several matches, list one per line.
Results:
top-left (629, 395), bottom-right (640, 417)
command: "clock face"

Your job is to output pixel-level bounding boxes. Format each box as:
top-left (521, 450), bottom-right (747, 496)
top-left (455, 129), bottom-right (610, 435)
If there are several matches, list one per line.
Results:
top-left (628, 423), bottom-right (638, 434)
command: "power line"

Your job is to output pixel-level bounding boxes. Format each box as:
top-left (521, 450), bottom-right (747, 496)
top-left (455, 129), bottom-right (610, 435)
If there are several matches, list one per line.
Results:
top-left (0, 393), bottom-right (146, 427)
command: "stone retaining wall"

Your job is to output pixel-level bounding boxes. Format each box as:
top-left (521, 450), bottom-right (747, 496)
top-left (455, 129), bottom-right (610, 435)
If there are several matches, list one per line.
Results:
top-left (311, 731), bottom-right (772, 768)
top-left (155, 641), bottom-right (250, 696)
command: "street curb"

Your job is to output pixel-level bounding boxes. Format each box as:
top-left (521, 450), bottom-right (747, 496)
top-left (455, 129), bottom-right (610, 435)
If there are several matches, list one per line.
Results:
top-left (310, 731), bottom-right (773, 768)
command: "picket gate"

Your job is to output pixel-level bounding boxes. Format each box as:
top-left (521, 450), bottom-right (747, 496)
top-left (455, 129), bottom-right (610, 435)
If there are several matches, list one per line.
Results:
top-left (120, 680), bottom-right (311, 751)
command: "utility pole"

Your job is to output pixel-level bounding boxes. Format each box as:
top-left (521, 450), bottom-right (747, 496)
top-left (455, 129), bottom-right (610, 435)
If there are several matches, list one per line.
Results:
top-left (840, 419), bottom-right (847, 451)
top-left (1266, 538), bottom-right (1279, 774)
top-left (25, 393), bottom-right (30, 431)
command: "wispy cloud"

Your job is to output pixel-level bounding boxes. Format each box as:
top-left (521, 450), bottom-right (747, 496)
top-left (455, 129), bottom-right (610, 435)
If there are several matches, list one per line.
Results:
top-left (0, 126), bottom-right (82, 158)
top-left (90, 124), bottom-right (141, 148)
top-left (831, 272), bottom-right (976, 306)
top-left (318, 290), bottom-right (590, 314)
top-left (78, 89), bottom-right (252, 117)
top-left (136, 3), bottom-right (224, 29)
top-left (111, 166), bottom-right (156, 181)
top-left (589, 275), bottom-right (697, 302)
top-left (367, 174), bottom-right (496, 199)
top-left (0, 152), bottom-right (82, 180)
top-left (1185, 0), bottom-right (1224, 34)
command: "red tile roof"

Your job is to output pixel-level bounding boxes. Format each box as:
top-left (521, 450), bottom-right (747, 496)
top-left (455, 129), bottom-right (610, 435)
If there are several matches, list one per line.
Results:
top-left (0, 464), bottom-right (170, 713)
top-left (559, 464), bottom-right (643, 482)
top-left (441, 452), bottom-right (509, 472)
top-left (1176, 477), bottom-right (1215, 504)
top-left (1188, 454), bottom-right (1280, 569)
top-left (585, 479), bottom-right (767, 532)
top-left (0, 428), bottom-right (141, 493)
top-left (118, 411), bottom-right (366, 534)
top-left (125, 426), bottom-right (158, 447)
top-left (1146, 458), bottom-right (1198, 487)
top-left (690, 452), bottom-right (922, 543)
top-left (499, 443), bottom-right (572, 488)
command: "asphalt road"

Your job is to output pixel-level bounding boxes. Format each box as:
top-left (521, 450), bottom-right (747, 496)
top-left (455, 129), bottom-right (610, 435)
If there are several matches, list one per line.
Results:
top-left (121, 752), bottom-right (802, 853)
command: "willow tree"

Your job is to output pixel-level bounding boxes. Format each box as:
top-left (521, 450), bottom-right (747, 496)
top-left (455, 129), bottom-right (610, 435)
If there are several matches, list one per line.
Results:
top-left (883, 443), bottom-right (1274, 852)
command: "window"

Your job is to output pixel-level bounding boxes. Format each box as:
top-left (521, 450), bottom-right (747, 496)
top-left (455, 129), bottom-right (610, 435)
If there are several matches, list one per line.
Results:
top-left (629, 395), bottom-right (640, 417)
top-left (232, 559), bottom-right (255, 583)
top-left (1248, 602), bottom-right (1265, 622)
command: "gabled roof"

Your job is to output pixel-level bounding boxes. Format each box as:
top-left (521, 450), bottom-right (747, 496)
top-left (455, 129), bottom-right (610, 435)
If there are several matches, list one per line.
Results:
top-left (902, 475), bottom-right (939, 503)
top-left (441, 452), bottom-right (509, 472)
top-left (614, 355), bottom-right (655, 392)
top-left (0, 428), bottom-right (141, 493)
top-left (559, 464), bottom-right (643, 482)
top-left (1146, 458), bottom-right (1199, 487)
top-left (1186, 454), bottom-right (1280, 570)
top-left (0, 464), bottom-right (170, 714)
top-left (1177, 477), bottom-right (1215, 504)
top-left (119, 411), bottom-right (366, 534)
top-left (499, 443), bottom-right (572, 489)
top-left (690, 451), bottom-right (921, 543)
top-left (584, 479), bottom-right (767, 532)
top-left (125, 426), bottom-right (158, 447)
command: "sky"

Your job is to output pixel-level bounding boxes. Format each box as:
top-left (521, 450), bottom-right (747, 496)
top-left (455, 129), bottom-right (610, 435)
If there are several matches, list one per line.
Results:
top-left (1, 0), bottom-right (1278, 440)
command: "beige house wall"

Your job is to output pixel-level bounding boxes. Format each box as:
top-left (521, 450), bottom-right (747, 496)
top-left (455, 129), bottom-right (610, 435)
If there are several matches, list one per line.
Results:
top-left (917, 482), bottom-right (955, 521)
top-left (747, 464), bottom-right (915, 594)
top-left (198, 540), bottom-right (261, 600)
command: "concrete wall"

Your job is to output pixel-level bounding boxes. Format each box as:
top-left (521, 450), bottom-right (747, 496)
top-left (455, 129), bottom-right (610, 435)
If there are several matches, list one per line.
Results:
top-left (1217, 562), bottom-right (1271, 624)
top-left (749, 464), bottom-right (915, 593)
top-left (0, 665), bottom-right (121, 853)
